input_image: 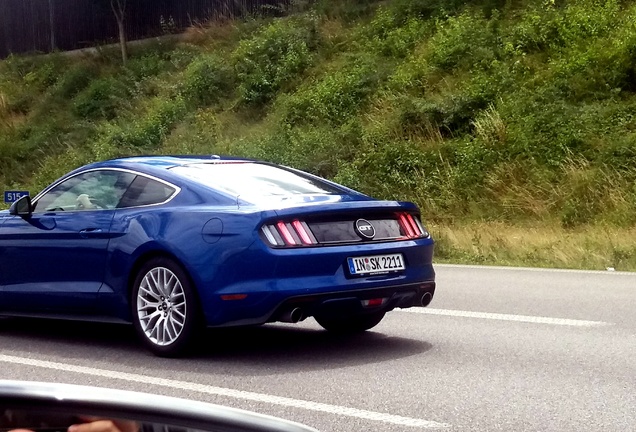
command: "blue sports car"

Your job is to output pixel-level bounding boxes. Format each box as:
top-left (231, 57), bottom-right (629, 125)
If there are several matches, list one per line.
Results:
top-left (0, 156), bottom-right (435, 356)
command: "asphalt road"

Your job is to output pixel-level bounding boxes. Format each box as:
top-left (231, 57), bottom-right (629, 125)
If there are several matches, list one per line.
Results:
top-left (1, 264), bottom-right (635, 431)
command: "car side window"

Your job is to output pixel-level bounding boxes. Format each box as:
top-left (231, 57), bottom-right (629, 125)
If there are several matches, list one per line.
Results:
top-left (117, 175), bottom-right (176, 208)
top-left (33, 170), bottom-right (136, 213)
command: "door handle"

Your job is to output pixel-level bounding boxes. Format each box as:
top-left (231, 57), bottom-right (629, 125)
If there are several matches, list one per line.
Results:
top-left (79, 228), bottom-right (104, 238)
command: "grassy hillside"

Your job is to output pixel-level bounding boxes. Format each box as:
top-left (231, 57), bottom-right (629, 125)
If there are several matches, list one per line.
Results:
top-left (2, 0), bottom-right (636, 270)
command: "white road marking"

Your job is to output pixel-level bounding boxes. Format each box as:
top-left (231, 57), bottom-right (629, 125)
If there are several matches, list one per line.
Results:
top-left (400, 308), bottom-right (611, 327)
top-left (0, 354), bottom-right (450, 429)
top-left (435, 263), bottom-right (636, 276)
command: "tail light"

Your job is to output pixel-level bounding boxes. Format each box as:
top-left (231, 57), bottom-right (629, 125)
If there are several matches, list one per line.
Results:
top-left (396, 212), bottom-right (429, 239)
top-left (261, 219), bottom-right (318, 247)
top-left (261, 212), bottom-right (429, 248)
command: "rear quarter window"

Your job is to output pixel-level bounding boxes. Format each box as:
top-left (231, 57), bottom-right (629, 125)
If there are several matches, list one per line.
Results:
top-left (117, 176), bottom-right (176, 208)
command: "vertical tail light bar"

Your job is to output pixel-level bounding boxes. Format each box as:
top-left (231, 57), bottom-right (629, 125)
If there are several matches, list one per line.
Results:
top-left (262, 220), bottom-right (318, 247)
top-left (397, 212), bottom-right (429, 239)
top-left (398, 213), bottom-right (416, 238)
top-left (261, 225), bottom-right (279, 245)
top-left (405, 214), bottom-right (421, 235)
top-left (292, 220), bottom-right (315, 245)
top-left (411, 215), bottom-right (430, 238)
top-left (276, 222), bottom-right (298, 246)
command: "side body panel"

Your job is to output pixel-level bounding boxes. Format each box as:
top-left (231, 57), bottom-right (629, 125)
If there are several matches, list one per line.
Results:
top-left (0, 210), bottom-right (115, 313)
top-left (96, 205), bottom-right (262, 322)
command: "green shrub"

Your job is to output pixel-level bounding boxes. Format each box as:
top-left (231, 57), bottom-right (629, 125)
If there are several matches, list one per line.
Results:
top-left (126, 52), bottom-right (166, 80)
top-left (106, 96), bottom-right (187, 149)
top-left (332, 136), bottom-right (455, 210)
top-left (497, 83), bottom-right (590, 168)
top-left (504, 5), bottom-right (563, 54)
top-left (2, 91), bottom-right (32, 114)
top-left (555, 0), bottom-right (620, 48)
top-left (505, 0), bottom-right (620, 55)
top-left (0, 54), bottom-right (33, 80)
top-left (600, 133), bottom-right (636, 173)
top-left (282, 55), bottom-right (381, 126)
top-left (13, 117), bottom-right (68, 156)
top-left (0, 130), bottom-right (21, 177)
top-left (235, 120), bottom-right (363, 179)
top-left (52, 63), bottom-right (98, 99)
top-left (448, 138), bottom-right (499, 194)
top-left (364, 6), bottom-right (432, 57)
top-left (233, 15), bottom-right (319, 105)
top-left (427, 11), bottom-right (500, 71)
top-left (559, 164), bottom-right (606, 228)
top-left (72, 77), bottom-right (128, 119)
top-left (30, 148), bottom-right (94, 194)
top-left (161, 108), bottom-right (221, 155)
top-left (0, 54), bottom-right (68, 113)
top-left (392, 80), bottom-right (494, 138)
top-left (20, 55), bottom-right (67, 91)
top-left (182, 54), bottom-right (233, 107)
top-left (547, 28), bottom-right (636, 101)
top-left (169, 46), bottom-right (199, 69)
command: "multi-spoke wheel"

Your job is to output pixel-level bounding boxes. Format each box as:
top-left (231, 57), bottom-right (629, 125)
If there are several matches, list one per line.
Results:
top-left (315, 311), bottom-right (386, 333)
top-left (132, 257), bottom-right (200, 357)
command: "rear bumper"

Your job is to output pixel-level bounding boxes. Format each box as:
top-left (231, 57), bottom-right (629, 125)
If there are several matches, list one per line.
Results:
top-left (198, 236), bottom-right (435, 327)
top-left (204, 280), bottom-right (435, 327)
top-left (270, 281), bottom-right (436, 323)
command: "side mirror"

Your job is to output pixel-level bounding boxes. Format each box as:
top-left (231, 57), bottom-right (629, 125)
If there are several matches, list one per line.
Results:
top-left (0, 381), bottom-right (317, 432)
top-left (8, 195), bottom-right (32, 217)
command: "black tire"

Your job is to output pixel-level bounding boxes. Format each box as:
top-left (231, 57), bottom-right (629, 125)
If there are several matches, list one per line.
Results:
top-left (315, 311), bottom-right (386, 333)
top-left (131, 257), bottom-right (201, 357)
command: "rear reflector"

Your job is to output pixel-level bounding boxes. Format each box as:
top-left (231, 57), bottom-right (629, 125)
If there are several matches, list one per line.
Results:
top-left (362, 298), bottom-right (387, 307)
top-left (220, 294), bottom-right (248, 301)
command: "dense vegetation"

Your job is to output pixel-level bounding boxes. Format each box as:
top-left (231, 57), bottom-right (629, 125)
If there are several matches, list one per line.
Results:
top-left (2, 0), bottom-right (636, 270)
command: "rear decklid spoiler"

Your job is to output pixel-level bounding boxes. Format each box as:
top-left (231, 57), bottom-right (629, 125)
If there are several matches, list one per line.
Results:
top-left (264, 197), bottom-right (419, 217)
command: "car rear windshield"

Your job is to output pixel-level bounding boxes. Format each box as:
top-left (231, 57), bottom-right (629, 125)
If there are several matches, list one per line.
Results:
top-left (170, 162), bottom-right (343, 198)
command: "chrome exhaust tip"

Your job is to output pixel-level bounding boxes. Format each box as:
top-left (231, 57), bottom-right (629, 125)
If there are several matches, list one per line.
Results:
top-left (280, 307), bottom-right (305, 323)
top-left (420, 292), bottom-right (433, 307)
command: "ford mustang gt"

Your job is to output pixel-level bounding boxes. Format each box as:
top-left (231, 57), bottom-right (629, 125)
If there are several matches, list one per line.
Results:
top-left (0, 156), bottom-right (436, 356)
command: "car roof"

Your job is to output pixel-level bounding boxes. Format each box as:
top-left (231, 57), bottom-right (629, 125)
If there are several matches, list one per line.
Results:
top-left (54, 156), bottom-right (364, 207)
top-left (89, 155), bottom-right (255, 171)
top-left (37, 156), bottom-right (262, 204)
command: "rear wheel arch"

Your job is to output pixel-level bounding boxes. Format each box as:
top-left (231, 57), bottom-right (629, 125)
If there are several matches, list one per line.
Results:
top-left (127, 251), bottom-right (197, 301)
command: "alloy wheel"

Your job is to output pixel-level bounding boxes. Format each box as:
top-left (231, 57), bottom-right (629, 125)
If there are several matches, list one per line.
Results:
top-left (136, 266), bottom-right (187, 346)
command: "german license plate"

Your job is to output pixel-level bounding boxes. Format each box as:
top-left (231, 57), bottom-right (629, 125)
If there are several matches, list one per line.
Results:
top-left (347, 254), bottom-right (405, 276)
